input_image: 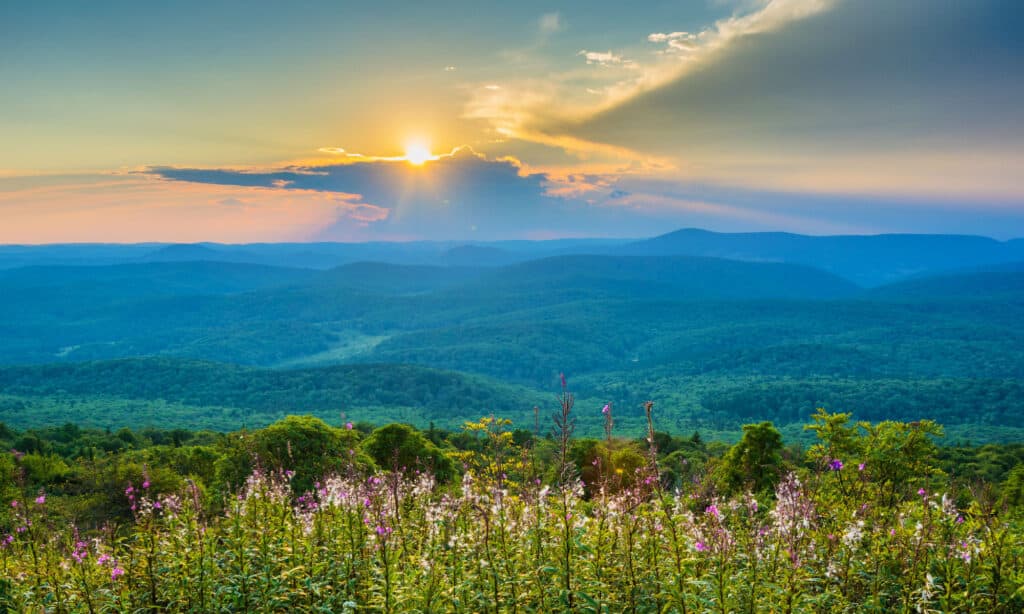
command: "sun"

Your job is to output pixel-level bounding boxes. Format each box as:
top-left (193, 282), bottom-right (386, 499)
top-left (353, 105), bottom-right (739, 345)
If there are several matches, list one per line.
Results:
top-left (404, 141), bottom-right (433, 165)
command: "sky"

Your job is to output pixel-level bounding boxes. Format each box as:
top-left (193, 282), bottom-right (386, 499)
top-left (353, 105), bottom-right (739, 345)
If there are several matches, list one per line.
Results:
top-left (1, 0), bottom-right (1023, 243)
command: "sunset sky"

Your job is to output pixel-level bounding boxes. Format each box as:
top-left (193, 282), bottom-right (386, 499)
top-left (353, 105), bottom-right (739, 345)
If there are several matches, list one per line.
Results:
top-left (2, 0), bottom-right (1022, 242)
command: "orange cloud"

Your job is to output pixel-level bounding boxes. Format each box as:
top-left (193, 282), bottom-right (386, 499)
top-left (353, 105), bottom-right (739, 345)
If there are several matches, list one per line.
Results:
top-left (0, 175), bottom-right (388, 244)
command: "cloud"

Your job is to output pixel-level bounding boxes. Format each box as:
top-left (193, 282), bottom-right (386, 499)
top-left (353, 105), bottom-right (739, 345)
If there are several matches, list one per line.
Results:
top-left (141, 149), bottom-right (717, 240)
top-left (460, 0), bottom-right (1024, 206)
top-left (578, 50), bottom-right (627, 66)
top-left (568, 0), bottom-right (1024, 201)
top-left (7, 148), bottom-right (1024, 242)
top-left (144, 152), bottom-right (552, 239)
top-left (538, 12), bottom-right (563, 34)
top-left (0, 174), bottom-right (389, 243)
top-left (463, 0), bottom-right (832, 167)
top-left (443, 65), bottom-right (457, 72)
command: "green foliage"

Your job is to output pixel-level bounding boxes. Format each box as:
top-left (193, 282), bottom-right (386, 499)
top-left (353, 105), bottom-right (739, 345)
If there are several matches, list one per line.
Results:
top-left (216, 415), bottom-right (365, 494)
top-left (19, 453), bottom-right (72, 486)
top-left (1002, 463), bottom-right (1024, 508)
top-left (360, 423), bottom-right (453, 482)
top-left (714, 421), bottom-right (784, 496)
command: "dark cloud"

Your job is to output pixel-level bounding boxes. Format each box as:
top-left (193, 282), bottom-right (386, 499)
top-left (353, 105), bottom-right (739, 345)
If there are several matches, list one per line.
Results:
top-left (147, 150), bottom-right (675, 240)
top-left (574, 0), bottom-right (1024, 164)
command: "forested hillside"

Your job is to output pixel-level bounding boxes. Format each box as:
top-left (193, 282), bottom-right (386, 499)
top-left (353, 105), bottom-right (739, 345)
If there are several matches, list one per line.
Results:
top-left (1, 230), bottom-right (1022, 442)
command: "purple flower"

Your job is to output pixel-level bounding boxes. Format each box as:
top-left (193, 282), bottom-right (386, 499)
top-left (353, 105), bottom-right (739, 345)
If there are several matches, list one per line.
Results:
top-left (828, 459), bottom-right (843, 471)
top-left (35, 495), bottom-right (45, 505)
top-left (694, 541), bottom-right (707, 552)
top-left (375, 525), bottom-right (392, 537)
top-left (601, 404), bottom-right (610, 416)
top-left (142, 480), bottom-right (150, 490)
top-left (918, 488), bottom-right (927, 497)
top-left (10, 500), bottom-right (17, 508)
top-left (858, 463), bottom-right (865, 472)
top-left (956, 515), bottom-right (964, 524)
top-left (1, 534), bottom-right (13, 547)
top-left (97, 553), bottom-right (111, 566)
top-left (111, 567), bottom-right (125, 581)
top-left (72, 541), bottom-right (89, 564)
top-left (345, 422), bottom-right (353, 430)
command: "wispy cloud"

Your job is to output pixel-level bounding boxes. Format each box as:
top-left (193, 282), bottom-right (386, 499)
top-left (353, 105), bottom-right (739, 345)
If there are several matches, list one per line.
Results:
top-left (538, 12), bottom-right (563, 35)
top-left (577, 50), bottom-right (629, 67)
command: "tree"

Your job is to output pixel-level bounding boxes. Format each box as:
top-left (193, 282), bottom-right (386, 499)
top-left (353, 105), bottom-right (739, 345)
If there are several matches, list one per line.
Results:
top-left (804, 407), bottom-right (862, 467)
top-left (859, 419), bottom-right (943, 505)
top-left (715, 421), bottom-right (784, 496)
top-left (360, 423), bottom-right (454, 482)
top-left (216, 415), bottom-right (363, 494)
top-left (1003, 463), bottom-right (1024, 508)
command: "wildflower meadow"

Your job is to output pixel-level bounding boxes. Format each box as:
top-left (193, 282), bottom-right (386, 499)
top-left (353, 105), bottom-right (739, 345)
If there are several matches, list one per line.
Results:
top-left (1, 396), bottom-right (1022, 613)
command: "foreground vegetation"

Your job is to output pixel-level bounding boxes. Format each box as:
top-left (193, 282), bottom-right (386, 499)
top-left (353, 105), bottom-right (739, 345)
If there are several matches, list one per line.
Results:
top-left (2, 396), bottom-right (1023, 612)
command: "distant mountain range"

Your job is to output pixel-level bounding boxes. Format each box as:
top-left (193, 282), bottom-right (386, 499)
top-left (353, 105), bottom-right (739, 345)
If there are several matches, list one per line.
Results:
top-left (3, 228), bottom-right (1022, 286)
top-left (616, 228), bottom-right (1024, 286)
